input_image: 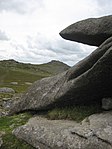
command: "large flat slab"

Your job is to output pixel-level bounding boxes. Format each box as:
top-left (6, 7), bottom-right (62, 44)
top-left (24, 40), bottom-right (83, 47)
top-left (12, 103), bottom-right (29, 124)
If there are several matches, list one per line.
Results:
top-left (13, 112), bottom-right (112, 149)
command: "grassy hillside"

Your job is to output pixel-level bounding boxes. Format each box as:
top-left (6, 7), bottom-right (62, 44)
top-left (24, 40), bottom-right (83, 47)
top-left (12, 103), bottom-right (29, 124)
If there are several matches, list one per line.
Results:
top-left (0, 60), bottom-right (103, 149)
top-left (0, 59), bottom-right (70, 148)
top-left (0, 59), bottom-right (70, 93)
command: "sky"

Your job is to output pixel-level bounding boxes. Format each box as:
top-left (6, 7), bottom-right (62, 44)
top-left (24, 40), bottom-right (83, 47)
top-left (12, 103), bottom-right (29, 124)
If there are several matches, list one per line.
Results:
top-left (0, 0), bottom-right (112, 66)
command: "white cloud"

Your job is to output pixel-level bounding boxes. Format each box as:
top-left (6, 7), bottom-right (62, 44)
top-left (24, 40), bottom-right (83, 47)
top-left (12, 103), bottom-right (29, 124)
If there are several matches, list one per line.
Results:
top-left (0, 33), bottom-right (95, 66)
top-left (0, 30), bottom-right (8, 40)
top-left (0, 0), bottom-right (44, 14)
top-left (0, 0), bottom-right (111, 66)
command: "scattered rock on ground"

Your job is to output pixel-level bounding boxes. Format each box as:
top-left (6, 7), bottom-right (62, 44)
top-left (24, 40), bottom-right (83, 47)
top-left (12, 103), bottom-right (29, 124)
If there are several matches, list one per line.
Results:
top-left (6, 93), bottom-right (23, 111)
top-left (25, 82), bottom-right (32, 85)
top-left (10, 82), bottom-right (18, 85)
top-left (0, 87), bottom-right (15, 94)
top-left (13, 112), bottom-right (112, 149)
top-left (0, 93), bottom-right (23, 117)
top-left (60, 15), bottom-right (112, 46)
top-left (102, 97), bottom-right (112, 110)
top-left (0, 109), bottom-right (9, 117)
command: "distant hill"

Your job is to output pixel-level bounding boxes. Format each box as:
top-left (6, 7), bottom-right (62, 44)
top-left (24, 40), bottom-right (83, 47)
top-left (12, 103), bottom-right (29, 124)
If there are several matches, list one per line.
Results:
top-left (0, 59), bottom-right (70, 92)
top-left (39, 60), bottom-right (70, 74)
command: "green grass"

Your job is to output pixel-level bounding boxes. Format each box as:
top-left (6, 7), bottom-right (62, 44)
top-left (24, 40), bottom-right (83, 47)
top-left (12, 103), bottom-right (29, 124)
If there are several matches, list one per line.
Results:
top-left (0, 113), bottom-right (35, 149)
top-left (0, 60), bottom-right (102, 147)
top-left (0, 84), bottom-right (31, 93)
top-left (1, 134), bottom-right (35, 149)
top-left (0, 59), bottom-right (70, 93)
top-left (0, 113), bottom-right (32, 132)
top-left (47, 105), bottom-right (102, 122)
top-left (0, 68), bottom-right (50, 93)
top-left (0, 93), bottom-right (14, 99)
top-left (0, 105), bottom-right (102, 148)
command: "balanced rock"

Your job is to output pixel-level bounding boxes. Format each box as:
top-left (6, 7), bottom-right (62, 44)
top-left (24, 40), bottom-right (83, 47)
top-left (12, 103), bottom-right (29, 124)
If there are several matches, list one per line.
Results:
top-left (60, 15), bottom-right (112, 46)
top-left (9, 36), bottom-right (112, 114)
top-left (13, 112), bottom-right (112, 149)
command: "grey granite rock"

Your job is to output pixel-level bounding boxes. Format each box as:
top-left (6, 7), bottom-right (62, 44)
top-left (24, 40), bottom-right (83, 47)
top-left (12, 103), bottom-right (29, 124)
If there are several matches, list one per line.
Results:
top-left (0, 132), bottom-right (3, 147)
top-left (0, 87), bottom-right (15, 94)
top-left (9, 37), bottom-right (112, 114)
top-left (102, 97), bottom-right (112, 110)
top-left (0, 93), bottom-right (23, 117)
top-left (60, 15), bottom-right (112, 46)
top-left (13, 112), bottom-right (112, 149)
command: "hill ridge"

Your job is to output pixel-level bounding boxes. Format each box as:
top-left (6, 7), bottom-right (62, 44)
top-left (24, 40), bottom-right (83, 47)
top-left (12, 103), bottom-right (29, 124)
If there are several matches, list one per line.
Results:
top-left (0, 59), bottom-right (70, 92)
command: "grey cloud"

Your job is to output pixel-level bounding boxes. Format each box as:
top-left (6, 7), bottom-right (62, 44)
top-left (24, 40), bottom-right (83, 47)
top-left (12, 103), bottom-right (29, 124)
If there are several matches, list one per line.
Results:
top-left (0, 0), bottom-right (44, 14)
top-left (96, 0), bottom-right (112, 6)
top-left (0, 30), bottom-right (9, 40)
top-left (25, 34), bottom-right (93, 66)
top-left (10, 33), bottom-right (95, 66)
top-left (95, 0), bottom-right (112, 15)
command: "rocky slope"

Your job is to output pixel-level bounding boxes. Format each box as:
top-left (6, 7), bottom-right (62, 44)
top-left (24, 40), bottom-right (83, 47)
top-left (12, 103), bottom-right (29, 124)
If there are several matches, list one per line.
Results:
top-left (2, 15), bottom-right (112, 149)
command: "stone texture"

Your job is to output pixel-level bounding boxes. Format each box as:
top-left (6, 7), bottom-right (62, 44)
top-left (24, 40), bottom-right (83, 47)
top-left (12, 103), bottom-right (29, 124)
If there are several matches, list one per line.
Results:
top-left (60, 15), bottom-right (112, 46)
top-left (13, 112), bottom-right (112, 149)
top-left (0, 93), bottom-right (23, 117)
top-left (6, 16), bottom-right (112, 149)
top-left (9, 37), bottom-right (112, 115)
top-left (102, 97), bottom-right (112, 110)
top-left (0, 132), bottom-right (3, 147)
top-left (0, 137), bottom-right (3, 147)
top-left (0, 87), bottom-right (15, 94)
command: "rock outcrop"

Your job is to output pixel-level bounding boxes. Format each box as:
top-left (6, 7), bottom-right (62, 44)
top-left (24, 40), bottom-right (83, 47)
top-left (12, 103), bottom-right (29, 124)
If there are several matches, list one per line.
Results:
top-left (9, 36), bottom-right (112, 114)
top-left (13, 112), bottom-right (112, 149)
top-left (8, 15), bottom-right (112, 149)
top-left (60, 15), bottom-right (112, 46)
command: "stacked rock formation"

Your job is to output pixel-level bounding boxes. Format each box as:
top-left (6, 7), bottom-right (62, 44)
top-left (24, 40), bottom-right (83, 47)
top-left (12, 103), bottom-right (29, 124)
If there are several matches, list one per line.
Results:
top-left (9, 15), bottom-right (112, 115)
top-left (10, 15), bottom-right (112, 149)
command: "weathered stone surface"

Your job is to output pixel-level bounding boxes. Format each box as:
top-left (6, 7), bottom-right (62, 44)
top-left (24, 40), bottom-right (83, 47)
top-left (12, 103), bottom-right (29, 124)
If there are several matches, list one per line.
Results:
top-left (0, 137), bottom-right (3, 147)
top-left (9, 37), bottom-right (112, 114)
top-left (0, 93), bottom-right (23, 117)
top-left (0, 132), bottom-right (3, 147)
top-left (60, 15), bottom-right (112, 46)
top-left (0, 87), bottom-right (15, 94)
top-left (13, 112), bottom-right (112, 149)
top-left (10, 37), bottom-right (112, 114)
top-left (0, 97), bottom-right (12, 117)
top-left (102, 97), bottom-right (112, 110)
